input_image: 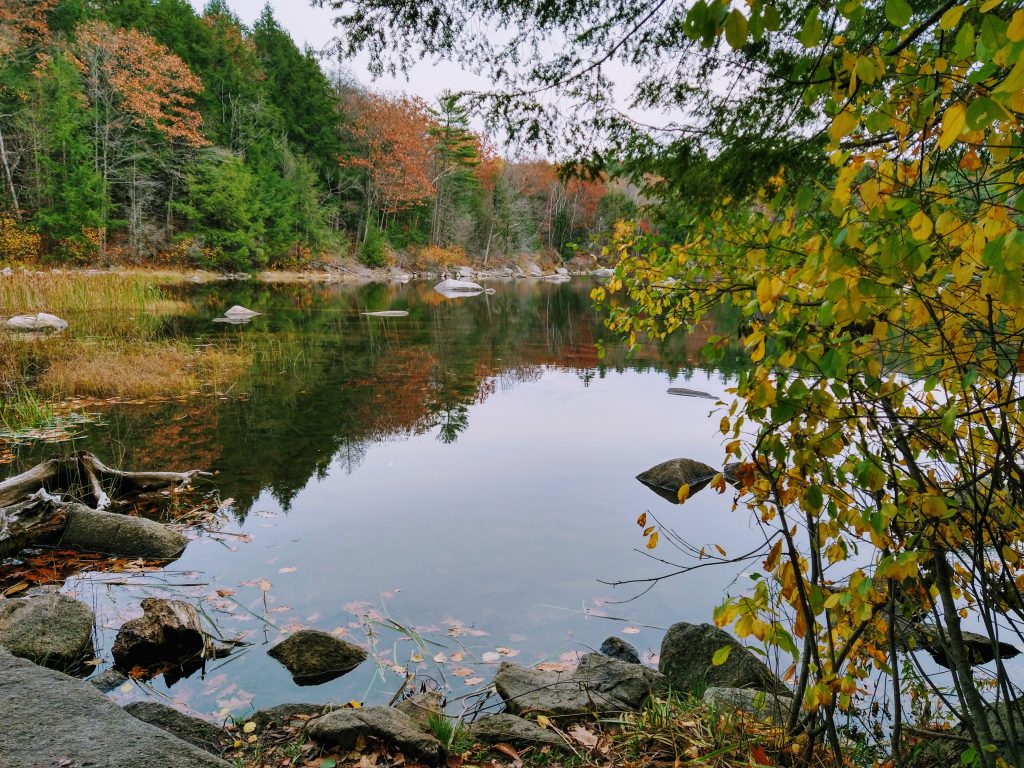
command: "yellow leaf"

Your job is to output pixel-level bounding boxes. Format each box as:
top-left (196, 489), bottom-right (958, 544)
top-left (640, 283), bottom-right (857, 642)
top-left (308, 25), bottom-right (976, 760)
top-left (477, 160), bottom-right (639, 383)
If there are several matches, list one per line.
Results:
top-left (939, 5), bottom-right (966, 30)
top-left (939, 103), bottom-right (966, 150)
top-left (715, 543), bottom-right (727, 556)
top-left (348, 700), bottom-right (362, 708)
top-left (711, 645), bottom-right (732, 666)
top-left (764, 540), bottom-right (783, 571)
top-left (677, 483), bottom-right (691, 502)
top-left (909, 210), bottom-right (934, 240)
top-left (537, 715), bottom-right (551, 729)
top-left (778, 349), bottom-right (797, 367)
top-left (647, 531), bottom-right (659, 549)
top-left (636, 512), bottom-right (647, 527)
top-left (1009, 10), bottom-right (1024, 42)
top-left (242, 721), bottom-right (256, 734)
top-left (980, 0), bottom-right (1001, 11)
top-left (828, 109), bottom-right (858, 143)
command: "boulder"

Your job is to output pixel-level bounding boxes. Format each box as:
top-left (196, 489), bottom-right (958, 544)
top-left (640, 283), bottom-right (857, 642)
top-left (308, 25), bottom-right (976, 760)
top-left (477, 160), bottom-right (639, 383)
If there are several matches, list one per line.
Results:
top-left (124, 701), bottom-right (226, 754)
top-left (305, 706), bottom-right (443, 762)
top-left (599, 636), bottom-right (641, 664)
top-left (659, 622), bottom-right (785, 694)
top-left (592, 268), bottom-right (614, 277)
top-left (0, 648), bottom-right (232, 768)
top-left (223, 305), bottom-right (260, 319)
top-left (1, 266), bottom-right (12, 277)
top-left (555, 267), bottom-right (569, 276)
top-left (5, 312), bottom-right (68, 333)
top-left (90, 667), bottom-right (130, 693)
top-left (702, 687), bottom-right (792, 726)
top-left (469, 713), bottom-right (564, 748)
top-left (250, 702), bottom-right (328, 731)
top-left (494, 652), bottom-right (664, 719)
top-left (0, 592), bottom-right (95, 674)
top-left (636, 458), bottom-right (719, 503)
top-left (51, 504), bottom-right (187, 559)
top-left (267, 629), bottom-right (366, 685)
top-left (112, 598), bottom-right (211, 679)
top-left (395, 690), bottom-right (444, 731)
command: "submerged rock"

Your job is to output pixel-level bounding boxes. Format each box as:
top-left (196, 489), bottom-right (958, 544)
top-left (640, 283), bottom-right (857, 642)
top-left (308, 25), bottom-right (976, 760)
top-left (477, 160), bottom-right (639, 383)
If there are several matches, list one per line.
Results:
top-left (636, 458), bottom-right (719, 503)
top-left (267, 629), bottom-right (366, 685)
top-left (250, 702), bottom-right (328, 730)
top-left (124, 701), bottom-right (226, 754)
top-left (305, 706), bottom-right (443, 762)
top-left (0, 648), bottom-right (232, 768)
top-left (659, 622), bottom-right (785, 694)
top-left (0, 592), bottom-right (95, 674)
top-left (89, 667), bottom-right (130, 693)
top-left (599, 636), bottom-right (642, 664)
top-left (469, 713), bottom-right (565, 748)
top-left (5, 312), bottom-right (68, 333)
top-left (494, 652), bottom-right (664, 719)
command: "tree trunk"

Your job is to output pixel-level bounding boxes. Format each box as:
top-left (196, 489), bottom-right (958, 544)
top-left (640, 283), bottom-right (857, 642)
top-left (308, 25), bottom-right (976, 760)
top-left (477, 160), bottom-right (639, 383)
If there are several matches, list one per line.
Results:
top-left (0, 120), bottom-right (22, 221)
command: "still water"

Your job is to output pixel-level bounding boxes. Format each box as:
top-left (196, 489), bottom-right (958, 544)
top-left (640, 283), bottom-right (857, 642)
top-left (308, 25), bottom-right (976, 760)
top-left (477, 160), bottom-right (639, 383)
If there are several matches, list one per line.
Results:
top-left (9, 278), bottom-right (764, 718)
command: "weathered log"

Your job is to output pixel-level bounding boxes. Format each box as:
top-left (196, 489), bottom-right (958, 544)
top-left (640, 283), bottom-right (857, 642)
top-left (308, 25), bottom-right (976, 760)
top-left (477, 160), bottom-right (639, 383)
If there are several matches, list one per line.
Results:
top-left (0, 452), bottom-right (208, 558)
top-left (113, 598), bottom-right (216, 684)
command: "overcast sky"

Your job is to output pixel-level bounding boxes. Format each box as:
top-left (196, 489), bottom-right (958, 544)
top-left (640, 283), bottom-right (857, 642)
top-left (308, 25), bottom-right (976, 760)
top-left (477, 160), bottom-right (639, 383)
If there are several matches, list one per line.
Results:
top-left (186, 0), bottom-right (488, 100)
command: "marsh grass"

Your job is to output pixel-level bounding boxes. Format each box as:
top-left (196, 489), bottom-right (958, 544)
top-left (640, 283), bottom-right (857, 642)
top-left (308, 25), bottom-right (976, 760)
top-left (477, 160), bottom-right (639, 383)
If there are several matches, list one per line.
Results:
top-left (0, 271), bottom-right (250, 433)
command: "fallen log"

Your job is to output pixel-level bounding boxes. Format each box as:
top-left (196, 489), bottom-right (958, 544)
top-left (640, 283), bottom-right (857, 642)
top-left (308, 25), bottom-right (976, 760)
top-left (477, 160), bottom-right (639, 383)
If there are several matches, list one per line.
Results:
top-left (0, 452), bottom-right (207, 559)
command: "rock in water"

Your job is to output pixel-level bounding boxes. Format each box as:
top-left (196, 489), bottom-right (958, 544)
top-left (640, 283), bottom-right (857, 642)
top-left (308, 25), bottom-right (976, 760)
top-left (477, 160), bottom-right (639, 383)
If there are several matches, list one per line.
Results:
top-left (666, 387), bottom-right (718, 400)
top-left (361, 310), bottom-right (410, 317)
top-left (124, 701), bottom-right (227, 754)
top-left (599, 636), bottom-right (642, 664)
top-left (267, 629), bottom-right (366, 685)
top-left (223, 305), bottom-right (260, 319)
top-left (112, 598), bottom-right (211, 680)
top-left (636, 458), bottom-right (719, 503)
top-left (305, 707), bottom-right (443, 761)
top-left (0, 648), bottom-right (232, 768)
top-left (659, 622), bottom-right (785, 694)
top-left (0, 593), bottom-right (95, 674)
top-left (434, 278), bottom-right (483, 293)
top-left (5, 312), bottom-right (68, 332)
top-left (494, 653), bottom-right (664, 719)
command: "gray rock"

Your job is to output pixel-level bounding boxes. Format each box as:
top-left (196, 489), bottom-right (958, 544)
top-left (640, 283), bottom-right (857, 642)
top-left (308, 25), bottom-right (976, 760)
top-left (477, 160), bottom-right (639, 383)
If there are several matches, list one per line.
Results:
top-left (636, 458), bottom-right (719, 503)
top-left (267, 629), bottom-right (366, 685)
top-left (50, 504), bottom-right (187, 559)
top-left (599, 636), bottom-right (642, 664)
top-left (89, 667), bottom-right (129, 693)
top-left (0, 647), bottom-right (232, 768)
top-left (1, 266), bottom-right (12, 277)
top-left (703, 687), bottom-right (792, 725)
top-left (0, 592), bottom-right (95, 673)
top-left (555, 267), bottom-right (569, 275)
top-left (223, 305), bottom-right (260, 319)
top-left (395, 690), bottom-right (444, 731)
top-left (592, 267), bottom-right (614, 277)
top-left (305, 706), bottom-right (443, 761)
top-left (494, 652), bottom-right (664, 719)
top-left (659, 622), bottom-right (785, 694)
top-left (469, 714), bottom-right (565, 748)
top-left (5, 312), bottom-right (68, 332)
top-left (361, 310), bottom-right (410, 317)
top-left (250, 702), bottom-right (328, 731)
top-left (124, 701), bottom-right (226, 754)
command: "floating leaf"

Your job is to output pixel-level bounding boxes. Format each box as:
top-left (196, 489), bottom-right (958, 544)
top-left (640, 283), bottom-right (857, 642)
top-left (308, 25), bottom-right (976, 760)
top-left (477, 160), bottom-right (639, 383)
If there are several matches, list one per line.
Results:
top-left (278, 566), bottom-right (298, 574)
top-left (481, 652), bottom-right (501, 663)
top-left (621, 626), bottom-right (641, 635)
top-left (464, 676), bottom-right (485, 685)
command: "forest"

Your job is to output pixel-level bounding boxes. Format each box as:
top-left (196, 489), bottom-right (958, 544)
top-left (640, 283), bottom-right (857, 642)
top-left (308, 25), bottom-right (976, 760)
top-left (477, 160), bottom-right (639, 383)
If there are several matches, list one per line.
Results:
top-left (0, 0), bottom-right (636, 271)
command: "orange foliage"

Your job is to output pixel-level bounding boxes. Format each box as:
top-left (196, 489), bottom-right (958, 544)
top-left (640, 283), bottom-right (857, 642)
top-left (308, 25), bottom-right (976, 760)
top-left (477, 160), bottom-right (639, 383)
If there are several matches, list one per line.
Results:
top-left (0, 0), bottom-right (55, 59)
top-left (344, 91), bottom-right (434, 213)
top-left (73, 21), bottom-right (209, 147)
top-left (0, 216), bottom-right (42, 261)
top-left (475, 136), bottom-right (504, 191)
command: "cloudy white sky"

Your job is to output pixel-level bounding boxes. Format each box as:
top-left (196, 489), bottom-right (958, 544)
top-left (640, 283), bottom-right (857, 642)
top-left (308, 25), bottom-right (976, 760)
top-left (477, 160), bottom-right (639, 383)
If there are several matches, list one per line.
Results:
top-left (186, 0), bottom-right (489, 100)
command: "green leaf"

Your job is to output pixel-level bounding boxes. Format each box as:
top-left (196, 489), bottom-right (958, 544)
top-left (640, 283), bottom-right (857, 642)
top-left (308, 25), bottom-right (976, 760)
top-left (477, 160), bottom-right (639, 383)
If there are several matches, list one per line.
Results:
top-left (799, 6), bottom-right (823, 47)
top-left (725, 9), bottom-right (749, 49)
top-left (711, 645), bottom-right (732, 666)
top-left (885, 0), bottom-right (912, 27)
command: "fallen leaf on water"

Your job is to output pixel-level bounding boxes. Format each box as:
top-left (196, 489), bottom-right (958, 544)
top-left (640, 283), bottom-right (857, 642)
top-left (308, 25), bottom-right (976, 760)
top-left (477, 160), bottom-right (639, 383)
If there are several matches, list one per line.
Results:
top-left (481, 652), bottom-right (500, 663)
top-left (464, 677), bottom-right (485, 685)
top-left (496, 647), bottom-right (520, 657)
top-left (450, 651), bottom-right (465, 663)
top-left (278, 566), bottom-right (298, 574)
top-left (215, 588), bottom-right (234, 597)
top-left (621, 626), bottom-right (641, 634)
top-left (432, 652), bottom-right (447, 663)
top-left (410, 652), bottom-right (423, 663)
top-left (451, 667), bottom-right (474, 677)
top-left (536, 662), bottom-right (574, 672)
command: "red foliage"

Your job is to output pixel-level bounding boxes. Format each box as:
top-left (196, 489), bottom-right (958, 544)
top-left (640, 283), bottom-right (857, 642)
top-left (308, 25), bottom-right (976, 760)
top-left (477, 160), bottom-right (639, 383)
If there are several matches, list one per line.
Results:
top-left (0, 0), bottom-right (56, 58)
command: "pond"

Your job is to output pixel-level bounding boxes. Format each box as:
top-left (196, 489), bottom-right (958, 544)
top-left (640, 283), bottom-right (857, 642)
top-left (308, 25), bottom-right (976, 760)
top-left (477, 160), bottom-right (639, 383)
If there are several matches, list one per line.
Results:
top-left (4, 277), bottom-right (765, 720)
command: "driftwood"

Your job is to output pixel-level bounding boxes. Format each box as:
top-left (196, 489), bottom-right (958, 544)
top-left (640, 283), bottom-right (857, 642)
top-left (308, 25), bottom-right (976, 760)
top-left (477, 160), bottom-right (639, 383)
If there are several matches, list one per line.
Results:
top-left (0, 451), bottom-right (208, 559)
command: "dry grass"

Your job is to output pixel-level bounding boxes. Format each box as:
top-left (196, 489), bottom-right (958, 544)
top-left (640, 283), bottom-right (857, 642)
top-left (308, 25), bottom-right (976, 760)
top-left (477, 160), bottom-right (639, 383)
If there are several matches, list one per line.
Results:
top-left (38, 341), bottom-right (245, 399)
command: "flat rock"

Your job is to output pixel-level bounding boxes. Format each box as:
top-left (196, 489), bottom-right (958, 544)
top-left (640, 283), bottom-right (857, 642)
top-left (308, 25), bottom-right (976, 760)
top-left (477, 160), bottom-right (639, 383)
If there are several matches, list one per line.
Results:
top-left (659, 622), bottom-right (785, 694)
top-left (124, 701), bottom-right (226, 754)
top-left (305, 706), bottom-right (443, 761)
top-left (395, 690), bottom-right (444, 731)
top-left (636, 458), bottom-right (719, 503)
top-left (592, 268), bottom-right (614, 277)
top-left (599, 636), bottom-right (642, 664)
top-left (0, 647), bottom-right (232, 768)
top-left (0, 592), bottom-right (95, 674)
top-left (494, 652), bottom-right (664, 719)
top-left (703, 687), bottom-right (792, 725)
top-left (361, 310), bottom-right (410, 317)
top-left (51, 504), bottom-right (187, 559)
top-left (250, 702), bottom-right (328, 731)
top-left (268, 629), bottom-right (366, 685)
top-left (434, 278), bottom-right (483, 293)
top-left (6, 312), bottom-right (68, 332)
top-left (223, 305), bottom-right (260, 319)
top-left (469, 713), bottom-right (565, 748)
